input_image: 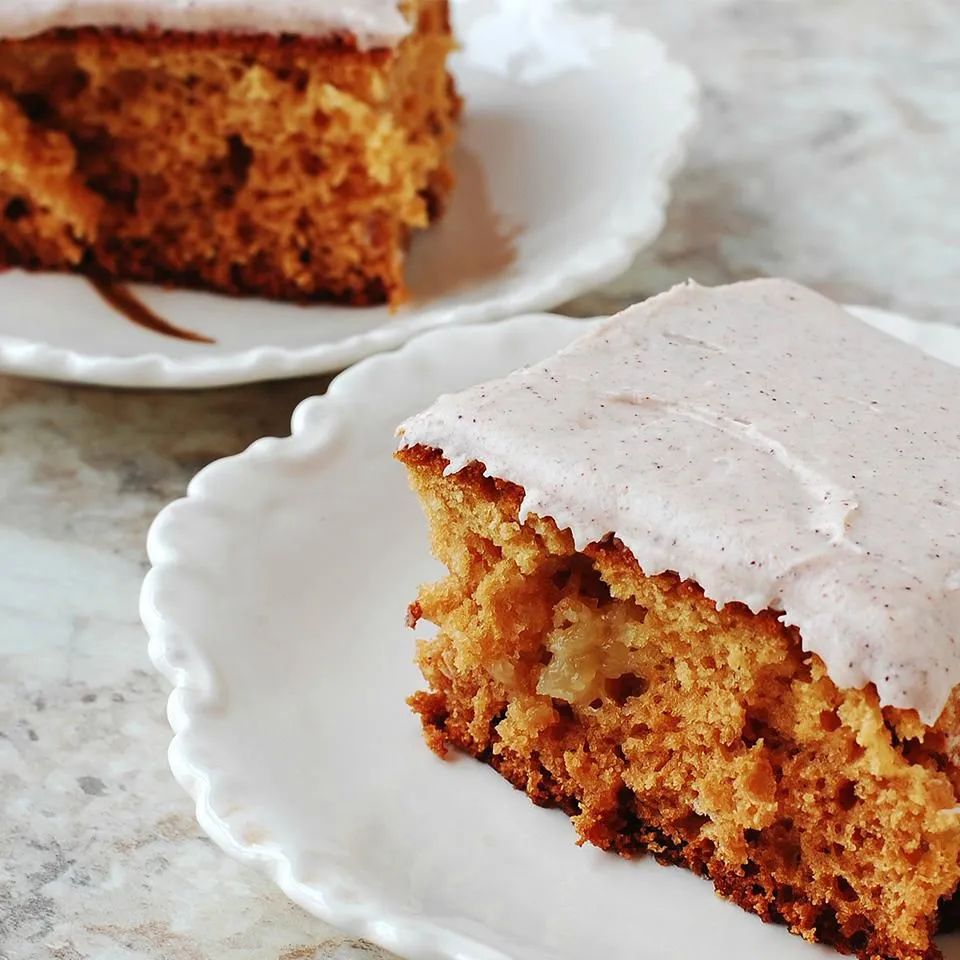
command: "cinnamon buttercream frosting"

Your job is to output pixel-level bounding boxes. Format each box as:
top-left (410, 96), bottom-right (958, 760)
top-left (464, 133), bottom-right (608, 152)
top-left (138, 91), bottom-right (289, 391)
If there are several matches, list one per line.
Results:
top-left (0, 0), bottom-right (411, 48)
top-left (398, 279), bottom-right (960, 724)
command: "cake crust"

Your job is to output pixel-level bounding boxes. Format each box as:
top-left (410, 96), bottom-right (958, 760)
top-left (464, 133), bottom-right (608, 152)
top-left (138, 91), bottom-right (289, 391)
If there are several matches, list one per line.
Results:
top-left (411, 694), bottom-right (948, 960)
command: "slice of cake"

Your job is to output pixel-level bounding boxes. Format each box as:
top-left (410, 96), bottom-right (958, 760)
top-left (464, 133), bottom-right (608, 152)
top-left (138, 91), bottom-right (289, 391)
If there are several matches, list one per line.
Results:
top-left (0, 0), bottom-right (460, 305)
top-left (396, 279), bottom-right (960, 960)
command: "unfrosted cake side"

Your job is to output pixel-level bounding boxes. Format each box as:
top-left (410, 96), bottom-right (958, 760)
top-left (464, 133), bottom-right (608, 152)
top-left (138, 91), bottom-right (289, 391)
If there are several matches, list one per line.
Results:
top-left (396, 279), bottom-right (960, 960)
top-left (0, 0), bottom-right (460, 305)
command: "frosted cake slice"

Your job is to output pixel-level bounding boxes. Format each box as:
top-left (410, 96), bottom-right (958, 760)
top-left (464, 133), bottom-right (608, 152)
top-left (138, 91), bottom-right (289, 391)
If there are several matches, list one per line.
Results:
top-left (0, 0), bottom-right (459, 305)
top-left (396, 279), bottom-right (960, 960)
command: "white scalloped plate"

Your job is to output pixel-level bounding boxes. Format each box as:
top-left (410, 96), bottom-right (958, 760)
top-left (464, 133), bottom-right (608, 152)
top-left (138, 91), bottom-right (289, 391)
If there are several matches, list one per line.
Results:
top-left (143, 304), bottom-right (960, 960)
top-left (0, 1), bottom-right (697, 389)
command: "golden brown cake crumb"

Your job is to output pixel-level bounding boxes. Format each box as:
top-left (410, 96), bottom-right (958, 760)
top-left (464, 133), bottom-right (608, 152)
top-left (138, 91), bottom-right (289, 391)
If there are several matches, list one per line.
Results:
top-left (0, 0), bottom-right (459, 305)
top-left (399, 443), bottom-right (960, 960)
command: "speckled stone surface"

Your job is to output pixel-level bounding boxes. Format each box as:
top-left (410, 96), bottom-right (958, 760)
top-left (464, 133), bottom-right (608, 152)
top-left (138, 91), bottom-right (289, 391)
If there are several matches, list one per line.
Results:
top-left (1, 2), bottom-right (957, 958)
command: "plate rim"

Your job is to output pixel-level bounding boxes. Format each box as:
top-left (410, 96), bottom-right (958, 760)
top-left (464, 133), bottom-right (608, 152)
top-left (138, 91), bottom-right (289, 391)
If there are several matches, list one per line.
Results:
top-left (142, 310), bottom-right (590, 960)
top-left (0, 14), bottom-right (699, 390)
top-left (141, 301), bottom-right (955, 960)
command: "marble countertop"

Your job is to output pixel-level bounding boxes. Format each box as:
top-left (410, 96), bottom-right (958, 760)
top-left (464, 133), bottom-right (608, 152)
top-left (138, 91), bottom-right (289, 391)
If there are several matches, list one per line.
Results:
top-left (1, 2), bottom-right (957, 958)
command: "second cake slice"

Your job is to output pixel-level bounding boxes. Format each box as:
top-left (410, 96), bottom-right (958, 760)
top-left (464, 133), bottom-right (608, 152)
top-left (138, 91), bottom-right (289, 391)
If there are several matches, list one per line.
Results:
top-left (0, 0), bottom-right (460, 305)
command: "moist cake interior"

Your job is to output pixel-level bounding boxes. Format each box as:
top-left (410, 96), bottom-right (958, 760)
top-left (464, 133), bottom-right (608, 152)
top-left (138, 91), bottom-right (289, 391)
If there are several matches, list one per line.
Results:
top-left (400, 445), bottom-right (960, 960)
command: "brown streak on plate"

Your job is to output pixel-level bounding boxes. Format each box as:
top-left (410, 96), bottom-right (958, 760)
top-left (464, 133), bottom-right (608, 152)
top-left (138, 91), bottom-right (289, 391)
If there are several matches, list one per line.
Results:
top-left (89, 278), bottom-right (216, 344)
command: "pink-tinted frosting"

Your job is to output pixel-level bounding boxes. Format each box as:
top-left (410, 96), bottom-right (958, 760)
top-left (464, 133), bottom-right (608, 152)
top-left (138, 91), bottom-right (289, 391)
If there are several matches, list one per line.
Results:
top-left (0, 0), bottom-right (411, 48)
top-left (398, 279), bottom-right (960, 724)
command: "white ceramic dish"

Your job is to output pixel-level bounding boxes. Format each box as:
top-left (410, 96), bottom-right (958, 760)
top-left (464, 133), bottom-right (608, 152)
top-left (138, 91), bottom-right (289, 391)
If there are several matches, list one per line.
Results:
top-left (143, 304), bottom-right (960, 960)
top-left (0, 1), bottom-right (697, 389)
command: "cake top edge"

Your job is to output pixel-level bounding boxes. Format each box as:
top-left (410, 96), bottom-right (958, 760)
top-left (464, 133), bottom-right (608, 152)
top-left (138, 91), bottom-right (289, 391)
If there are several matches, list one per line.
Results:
top-left (0, 1), bottom-right (412, 48)
top-left (398, 278), bottom-right (960, 725)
